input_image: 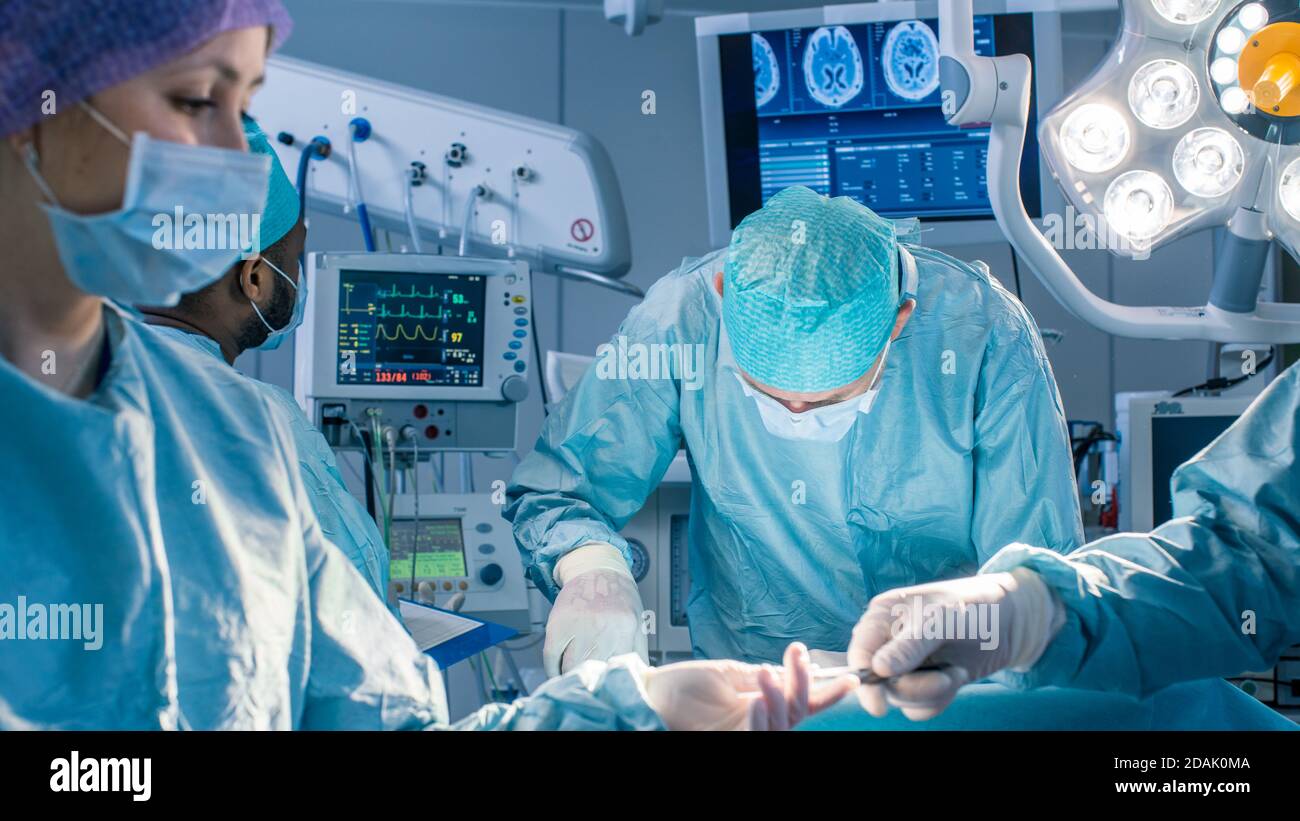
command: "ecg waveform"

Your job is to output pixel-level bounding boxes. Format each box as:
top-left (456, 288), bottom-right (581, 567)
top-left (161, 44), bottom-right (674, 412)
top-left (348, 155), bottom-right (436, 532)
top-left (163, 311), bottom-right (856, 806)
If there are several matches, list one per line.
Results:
top-left (336, 270), bottom-right (486, 387)
top-left (374, 323), bottom-right (453, 342)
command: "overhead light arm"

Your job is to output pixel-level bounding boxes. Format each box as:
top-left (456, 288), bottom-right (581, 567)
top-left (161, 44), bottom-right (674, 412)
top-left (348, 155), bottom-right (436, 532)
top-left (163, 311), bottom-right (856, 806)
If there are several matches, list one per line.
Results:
top-left (939, 0), bottom-right (1300, 343)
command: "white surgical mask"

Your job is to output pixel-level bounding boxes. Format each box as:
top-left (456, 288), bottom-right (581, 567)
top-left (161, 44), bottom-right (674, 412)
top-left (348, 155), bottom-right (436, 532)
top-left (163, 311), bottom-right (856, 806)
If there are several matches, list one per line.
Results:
top-left (735, 337), bottom-right (892, 442)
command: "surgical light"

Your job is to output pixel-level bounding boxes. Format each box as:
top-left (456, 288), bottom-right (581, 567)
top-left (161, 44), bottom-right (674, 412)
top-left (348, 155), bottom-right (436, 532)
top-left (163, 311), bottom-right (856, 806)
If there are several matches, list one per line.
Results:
top-left (1128, 60), bottom-right (1199, 129)
top-left (1238, 3), bottom-right (1268, 29)
top-left (1280, 157), bottom-right (1300, 220)
top-left (1216, 27), bottom-right (1247, 54)
top-left (1210, 57), bottom-right (1237, 84)
top-left (1172, 128), bottom-right (1244, 197)
top-left (1220, 86), bottom-right (1249, 113)
top-left (1104, 171), bottom-right (1173, 242)
top-left (1151, 0), bottom-right (1221, 25)
top-left (939, 0), bottom-right (1300, 343)
top-left (1060, 104), bottom-right (1130, 173)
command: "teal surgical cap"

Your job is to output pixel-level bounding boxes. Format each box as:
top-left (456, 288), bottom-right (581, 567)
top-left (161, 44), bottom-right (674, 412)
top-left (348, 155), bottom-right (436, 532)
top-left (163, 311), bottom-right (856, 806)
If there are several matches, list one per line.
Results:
top-left (723, 185), bottom-right (899, 394)
top-left (243, 114), bottom-right (301, 251)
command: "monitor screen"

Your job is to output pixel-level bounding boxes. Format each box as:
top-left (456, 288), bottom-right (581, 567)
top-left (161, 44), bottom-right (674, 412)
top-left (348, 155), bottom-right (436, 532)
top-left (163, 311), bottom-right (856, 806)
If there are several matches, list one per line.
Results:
top-left (1150, 416), bottom-right (1237, 524)
top-left (389, 517), bottom-right (468, 580)
top-left (336, 269), bottom-right (486, 387)
top-left (718, 14), bottom-right (1041, 226)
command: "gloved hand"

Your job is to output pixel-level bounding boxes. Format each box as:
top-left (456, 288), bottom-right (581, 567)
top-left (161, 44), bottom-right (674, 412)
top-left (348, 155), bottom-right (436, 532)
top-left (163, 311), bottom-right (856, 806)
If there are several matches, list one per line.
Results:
top-left (847, 567), bottom-right (1065, 721)
top-left (545, 542), bottom-right (649, 676)
top-left (643, 642), bottom-right (858, 730)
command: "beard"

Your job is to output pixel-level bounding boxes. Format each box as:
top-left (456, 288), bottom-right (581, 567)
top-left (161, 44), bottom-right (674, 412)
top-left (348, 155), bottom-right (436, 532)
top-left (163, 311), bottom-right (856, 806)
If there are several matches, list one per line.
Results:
top-left (238, 271), bottom-right (296, 351)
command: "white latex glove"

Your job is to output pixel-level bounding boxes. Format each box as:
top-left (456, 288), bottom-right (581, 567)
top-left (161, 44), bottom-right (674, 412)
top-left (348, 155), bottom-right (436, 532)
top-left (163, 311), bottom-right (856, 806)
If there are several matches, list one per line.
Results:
top-left (545, 542), bottom-right (649, 676)
top-left (847, 568), bottom-right (1065, 721)
top-left (808, 649), bottom-right (848, 669)
top-left (642, 642), bottom-right (858, 731)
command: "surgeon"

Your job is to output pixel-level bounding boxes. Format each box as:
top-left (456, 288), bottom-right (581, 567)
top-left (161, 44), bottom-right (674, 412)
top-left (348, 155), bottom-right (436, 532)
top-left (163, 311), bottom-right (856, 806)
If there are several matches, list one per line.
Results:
top-left (136, 115), bottom-right (395, 615)
top-left (507, 185), bottom-right (1085, 674)
top-left (0, 0), bottom-right (856, 729)
top-left (846, 358), bottom-right (1300, 720)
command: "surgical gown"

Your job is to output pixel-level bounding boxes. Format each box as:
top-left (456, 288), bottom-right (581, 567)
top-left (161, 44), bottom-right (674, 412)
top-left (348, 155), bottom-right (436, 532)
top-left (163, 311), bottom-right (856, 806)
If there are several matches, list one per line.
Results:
top-left (144, 324), bottom-right (396, 617)
top-left (0, 304), bottom-right (661, 730)
top-left (507, 246), bottom-right (1084, 662)
top-left (987, 359), bottom-right (1300, 699)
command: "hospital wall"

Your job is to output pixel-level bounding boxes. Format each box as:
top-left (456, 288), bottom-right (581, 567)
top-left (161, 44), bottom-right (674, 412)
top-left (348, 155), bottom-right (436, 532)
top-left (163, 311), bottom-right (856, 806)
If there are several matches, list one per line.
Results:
top-left (243, 1), bottom-right (1245, 465)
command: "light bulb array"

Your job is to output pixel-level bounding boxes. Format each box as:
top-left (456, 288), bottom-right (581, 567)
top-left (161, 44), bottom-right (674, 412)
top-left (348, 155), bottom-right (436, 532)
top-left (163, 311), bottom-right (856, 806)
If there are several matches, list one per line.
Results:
top-left (1040, 0), bottom-right (1300, 255)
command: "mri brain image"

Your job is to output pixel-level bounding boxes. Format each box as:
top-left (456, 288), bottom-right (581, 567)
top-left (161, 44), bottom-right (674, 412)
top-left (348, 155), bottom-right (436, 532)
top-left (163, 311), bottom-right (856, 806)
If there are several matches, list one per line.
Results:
top-left (882, 20), bottom-right (941, 101)
top-left (802, 25), bottom-right (864, 108)
top-left (752, 33), bottom-right (780, 108)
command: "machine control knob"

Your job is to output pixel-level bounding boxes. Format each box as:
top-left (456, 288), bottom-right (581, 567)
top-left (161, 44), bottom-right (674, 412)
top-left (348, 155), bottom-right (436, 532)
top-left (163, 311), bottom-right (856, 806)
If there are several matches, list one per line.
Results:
top-left (501, 375), bottom-right (529, 402)
top-left (479, 563), bottom-right (505, 586)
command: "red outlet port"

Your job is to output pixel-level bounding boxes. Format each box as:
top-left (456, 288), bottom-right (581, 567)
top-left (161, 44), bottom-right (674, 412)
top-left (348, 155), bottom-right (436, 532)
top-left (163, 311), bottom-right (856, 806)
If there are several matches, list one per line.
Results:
top-left (413, 404), bottom-right (428, 419)
top-left (424, 425), bottom-right (439, 439)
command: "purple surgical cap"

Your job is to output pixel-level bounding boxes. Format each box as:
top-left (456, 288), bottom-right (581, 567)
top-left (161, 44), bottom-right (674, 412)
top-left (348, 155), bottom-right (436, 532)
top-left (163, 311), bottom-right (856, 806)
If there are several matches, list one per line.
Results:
top-left (0, 0), bottom-right (293, 136)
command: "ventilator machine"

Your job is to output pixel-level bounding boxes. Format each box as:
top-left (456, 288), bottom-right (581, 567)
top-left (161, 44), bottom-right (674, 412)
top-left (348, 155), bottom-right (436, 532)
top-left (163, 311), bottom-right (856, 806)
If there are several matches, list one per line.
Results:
top-left (247, 54), bottom-right (653, 705)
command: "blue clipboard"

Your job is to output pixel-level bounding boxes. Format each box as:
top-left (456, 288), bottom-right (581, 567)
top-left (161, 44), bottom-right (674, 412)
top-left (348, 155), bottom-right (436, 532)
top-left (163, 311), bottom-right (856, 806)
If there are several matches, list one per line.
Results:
top-left (398, 599), bottom-right (518, 669)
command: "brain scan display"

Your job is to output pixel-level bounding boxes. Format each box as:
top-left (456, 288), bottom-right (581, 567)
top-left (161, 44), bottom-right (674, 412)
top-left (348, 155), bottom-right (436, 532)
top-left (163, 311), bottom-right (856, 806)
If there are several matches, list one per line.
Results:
top-left (881, 20), bottom-right (941, 101)
top-left (802, 25), bottom-right (864, 108)
top-left (752, 33), bottom-right (780, 108)
top-left (718, 15), bottom-right (1031, 222)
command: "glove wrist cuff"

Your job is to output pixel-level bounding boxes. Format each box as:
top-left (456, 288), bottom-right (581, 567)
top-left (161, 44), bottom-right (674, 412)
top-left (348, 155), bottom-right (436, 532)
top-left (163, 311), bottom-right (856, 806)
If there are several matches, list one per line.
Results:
top-left (1006, 567), bottom-right (1066, 671)
top-left (554, 541), bottom-right (633, 587)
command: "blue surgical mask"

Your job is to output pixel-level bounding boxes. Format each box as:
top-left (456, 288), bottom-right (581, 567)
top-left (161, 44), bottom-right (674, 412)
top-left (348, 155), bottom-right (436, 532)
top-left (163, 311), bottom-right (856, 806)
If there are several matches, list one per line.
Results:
top-left (735, 337), bottom-right (892, 443)
top-left (22, 102), bottom-right (271, 307)
top-left (249, 257), bottom-right (307, 351)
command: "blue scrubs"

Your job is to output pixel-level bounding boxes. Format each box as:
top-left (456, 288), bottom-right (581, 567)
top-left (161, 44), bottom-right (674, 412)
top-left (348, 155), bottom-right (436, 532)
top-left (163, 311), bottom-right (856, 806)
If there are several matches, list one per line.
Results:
top-left (986, 359), bottom-right (1300, 699)
top-left (145, 324), bottom-right (395, 617)
top-left (0, 305), bottom-right (660, 730)
top-left (508, 246), bottom-right (1085, 662)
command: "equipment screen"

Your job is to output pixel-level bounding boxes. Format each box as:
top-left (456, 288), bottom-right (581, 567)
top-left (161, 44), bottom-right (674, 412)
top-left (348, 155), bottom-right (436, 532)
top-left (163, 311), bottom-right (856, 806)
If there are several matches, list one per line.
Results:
top-left (389, 517), bottom-right (468, 579)
top-left (717, 14), bottom-right (1041, 225)
top-left (336, 269), bottom-right (486, 387)
top-left (1150, 416), bottom-right (1237, 524)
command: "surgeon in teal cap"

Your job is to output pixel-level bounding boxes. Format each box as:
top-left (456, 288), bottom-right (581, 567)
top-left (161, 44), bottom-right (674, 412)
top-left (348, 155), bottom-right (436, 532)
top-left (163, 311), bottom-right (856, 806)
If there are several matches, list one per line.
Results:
top-left (138, 115), bottom-right (395, 613)
top-left (507, 185), bottom-right (1085, 673)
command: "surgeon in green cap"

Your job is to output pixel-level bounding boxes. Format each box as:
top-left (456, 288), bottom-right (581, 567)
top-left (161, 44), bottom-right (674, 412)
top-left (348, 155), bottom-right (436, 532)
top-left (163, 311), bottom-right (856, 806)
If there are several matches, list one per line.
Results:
top-left (137, 115), bottom-right (395, 614)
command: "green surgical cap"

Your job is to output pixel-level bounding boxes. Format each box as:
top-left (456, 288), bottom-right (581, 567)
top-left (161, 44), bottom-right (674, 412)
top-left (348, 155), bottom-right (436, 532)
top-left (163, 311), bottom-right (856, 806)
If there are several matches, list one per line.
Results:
top-left (723, 185), bottom-right (899, 393)
top-left (243, 114), bottom-right (301, 251)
